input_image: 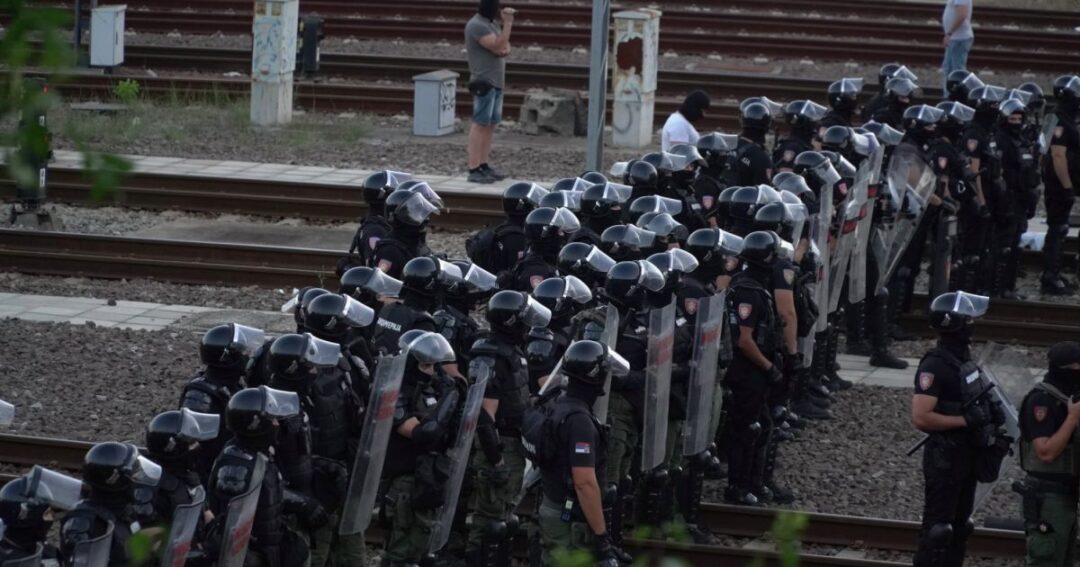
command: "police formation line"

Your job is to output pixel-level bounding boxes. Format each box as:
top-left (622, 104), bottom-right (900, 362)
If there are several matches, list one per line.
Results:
top-left (1, 65), bottom-right (1080, 567)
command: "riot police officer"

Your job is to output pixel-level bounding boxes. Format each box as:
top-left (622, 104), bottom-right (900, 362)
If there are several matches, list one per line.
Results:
top-left (434, 260), bottom-right (496, 371)
top-left (958, 86), bottom-right (1006, 293)
top-left (911, 292), bottom-right (1008, 567)
top-left (381, 332), bottom-right (462, 567)
top-left (694, 132), bottom-right (738, 224)
top-left (341, 170), bottom-right (410, 274)
top-left (664, 144), bottom-right (710, 231)
top-left (179, 323), bottom-right (265, 482)
top-left (144, 409), bottom-right (217, 536)
top-left (775, 100), bottom-right (827, 172)
top-left (59, 442), bottom-right (162, 566)
top-left (340, 265), bottom-right (403, 317)
top-left (371, 256), bottom-right (440, 356)
top-left (557, 242), bottom-right (616, 291)
top-left (301, 292), bottom-right (377, 401)
top-left (372, 187), bottom-right (441, 279)
top-left (1017, 341), bottom-right (1080, 567)
top-left (870, 77), bottom-right (919, 129)
top-left (1041, 75), bottom-right (1080, 295)
top-left (724, 231), bottom-right (785, 505)
top-left (482, 182), bottom-right (548, 273)
top-left (863, 64), bottom-right (918, 123)
top-left (993, 98), bottom-right (1040, 299)
top-left (507, 207), bottom-right (581, 291)
top-left (0, 471), bottom-right (68, 565)
top-left (536, 340), bottom-right (631, 567)
top-left (267, 333), bottom-right (364, 567)
top-left (944, 71), bottom-right (984, 104)
top-left (468, 291), bottom-right (551, 565)
top-left (208, 387), bottom-right (314, 567)
top-left (822, 78), bottom-right (864, 129)
top-left (729, 101), bottom-right (776, 186)
top-left (574, 182), bottom-right (632, 247)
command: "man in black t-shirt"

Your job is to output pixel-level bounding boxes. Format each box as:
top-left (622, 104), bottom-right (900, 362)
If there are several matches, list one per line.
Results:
top-left (1041, 75), bottom-right (1080, 295)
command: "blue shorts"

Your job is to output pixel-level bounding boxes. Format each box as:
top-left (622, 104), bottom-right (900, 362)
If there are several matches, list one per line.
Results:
top-left (472, 87), bottom-right (503, 126)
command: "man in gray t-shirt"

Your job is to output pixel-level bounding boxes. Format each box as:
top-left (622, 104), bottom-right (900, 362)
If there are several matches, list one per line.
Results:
top-left (464, 1), bottom-right (514, 184)
top-left (941, 0), bottom-right (973, 91)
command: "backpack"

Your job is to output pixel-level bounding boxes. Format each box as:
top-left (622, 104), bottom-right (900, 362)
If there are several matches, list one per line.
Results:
top-left (521, 390), bottom-right (588, 468)
top-left (466, 223), bottom-right (524, 273)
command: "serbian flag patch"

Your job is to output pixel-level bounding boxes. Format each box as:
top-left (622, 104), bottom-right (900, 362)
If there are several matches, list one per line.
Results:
top-left (574, 442), bottom-right (591, 455)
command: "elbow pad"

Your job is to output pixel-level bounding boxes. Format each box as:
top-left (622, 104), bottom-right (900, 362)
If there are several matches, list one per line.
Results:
top-left (413, 389), bottom-right (461, 449)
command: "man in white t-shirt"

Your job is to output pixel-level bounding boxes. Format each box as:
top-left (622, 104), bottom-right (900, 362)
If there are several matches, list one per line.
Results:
top-left (662, 90), bottom-right (711, 152)
top-left (941, 0), bottom-right (973, 92)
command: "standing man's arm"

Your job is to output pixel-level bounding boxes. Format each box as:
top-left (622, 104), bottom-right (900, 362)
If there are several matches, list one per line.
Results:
top-left (1051, 146), bottom-right (1073, 191)
top-left (477, 8), bottom-right (514, 57)
top-left (942, 3), bottom-right (970, 46)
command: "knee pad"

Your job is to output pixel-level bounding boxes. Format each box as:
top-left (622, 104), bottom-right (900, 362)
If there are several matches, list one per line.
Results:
top-left (927, 522), bottom-right (953, 547)
top-left (954, 518), bottom-right (975, 539)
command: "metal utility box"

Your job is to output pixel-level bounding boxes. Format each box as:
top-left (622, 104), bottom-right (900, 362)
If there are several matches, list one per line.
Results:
top-left (412, 70), bottom-right (459, 137)
top-left (90, 5), bottom-right (126, 67)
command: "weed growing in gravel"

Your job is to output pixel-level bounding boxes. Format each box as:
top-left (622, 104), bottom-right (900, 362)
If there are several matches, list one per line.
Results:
top-left (113, 79), bottom-right (141, 105)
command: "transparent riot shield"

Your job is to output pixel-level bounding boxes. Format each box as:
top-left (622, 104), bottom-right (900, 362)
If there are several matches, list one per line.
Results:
top-left (828, 196), bottom-right (862, 314)
top-left (0, 399), bottom-right (13, 426)
top-left (71, 522), bottom-right (113, 567)
top-left (811, 179), bottom-right (834, 334)
top-left (972, 343), bottom-right (1037, 512)
top-left (217, 455), bottom-right (267, 567)
top-left (339, 353), bottom-right (407, 535)
top-left (428, 365), bottom-right (490, 554)
top-left (1040, 114), bottom-right (1059, 156)
top-left (160, 487), bottom-right (205, 567)
top-left (592, 305), bottom-right (621, 424)
top-left (847, 145), bottom-right (884, 304)
top-left (641, 302), bottom-right (676, 472)
top-left (880, 144), bottom-right (937, 286)
top-left (2, 544), bottom-right (43, 567)
top-left (682, 294), bottom-right (725, 458)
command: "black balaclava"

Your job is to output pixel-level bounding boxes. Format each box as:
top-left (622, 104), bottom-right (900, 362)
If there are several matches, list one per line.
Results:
top-left (937, 328), bottom-right (974, 361)
top-left (791, 122), bottom-right (817, 145)
top-left (680, 90), bottom-right (711, 124)
top-left (741, 126), bottom-right (767, 146)
top-left (974, 107), bottom-right (998, 128)
top-left (567, 378), bottom-right (603, 407)
top-left (368, 201), bottom-right (385, 218)
top-left (204, 364), bottom-right (245, 387)
top-left (394, 223), bottom-right (426, 250)
top-left (1046, 367), bottom-right (1080, 397)
top-left (478, 0), bottom-right (500, 20)
top-left (938, 120), bottom-right (963, 142)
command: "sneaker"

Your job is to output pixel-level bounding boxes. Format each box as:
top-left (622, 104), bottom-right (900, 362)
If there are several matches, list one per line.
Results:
top-left (481, 163), bottom-right (507, 181)
top-left (467, 168), bottom-right (496, 184)
top-left (870, 351), bottom-right (909, 370)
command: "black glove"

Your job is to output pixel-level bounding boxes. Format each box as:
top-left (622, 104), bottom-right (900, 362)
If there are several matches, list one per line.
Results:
top-left (963, 402), bottom-right (992, 430)
top-left (766, 364), bottom-right (784, 384)
top-left (431, 372), bottom-right (458, 397)
top-left (593, 532), bottom-right (626, 565)
top-left (989, 400), bottom-right (1007, 427)
top-left (304, 499), bottom-right (330, 530)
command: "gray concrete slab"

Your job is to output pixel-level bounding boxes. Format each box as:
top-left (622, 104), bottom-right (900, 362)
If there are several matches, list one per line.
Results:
top-left (126, 220), bottom-right (356, 251)
top-left (171, 309), bottom-right (295, 334)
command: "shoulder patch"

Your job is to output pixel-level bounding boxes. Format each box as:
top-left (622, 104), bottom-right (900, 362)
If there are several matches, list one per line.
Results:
top-left (1033, 406), bottom-right (1048, 423)
top-left (918, 372), bottom-right (934, 391)
top-left (368, 236), bottom-right (381, 251)
top-left (529, 275), bottom-right (544, 289)
top-left (683, 297), bottom-right (699, 316)
top-left (938, 156), bottom-right (948, 170)
top-left (738, 303), bottom-right (753, 320)
top-left (702, 196), bottom-right (715, 209)
top-left (967, 139), bottom-right (979, 153)
top-left (783, 269), bottom-right (795, 285)
top-left (377, 259), bottom-right (393, 273)
top-left (1054, 126), bottom-right (1064, 139)
top-left (783, 150), bottom-right (796, 163)
top-left (574, 442), bottom-right (591, 454)
top-left (725, 257), bottom-right (740, 272)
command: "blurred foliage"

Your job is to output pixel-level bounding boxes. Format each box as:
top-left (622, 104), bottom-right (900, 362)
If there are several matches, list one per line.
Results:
top-left (2, 0), bottom-right (131, 199)
top-left (113, 78), bottom-right (141, 105)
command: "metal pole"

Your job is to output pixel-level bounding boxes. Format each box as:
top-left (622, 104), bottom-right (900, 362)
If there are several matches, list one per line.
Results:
top-left (584, 0), bottom-right (610, 172)
top-left (73, 0), bottom-right (83, 64)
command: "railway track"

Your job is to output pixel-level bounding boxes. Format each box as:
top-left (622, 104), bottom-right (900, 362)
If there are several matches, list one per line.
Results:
top-left (0, 431), bottom-right (1039, 564)
top-left (0, 223), bottom-right (1073, 345)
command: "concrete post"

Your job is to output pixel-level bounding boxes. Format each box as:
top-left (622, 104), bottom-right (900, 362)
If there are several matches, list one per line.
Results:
top-left (251, 0), bottom-right (299, 126)
top-left (611, 9), bottom-right (661, 148)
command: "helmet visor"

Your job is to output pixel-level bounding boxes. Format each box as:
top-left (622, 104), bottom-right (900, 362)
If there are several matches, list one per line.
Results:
top-left (404, 331), bottom-right (457, 364)
top-left (0, 399), bottom-right (12, 426)
top-left (942, 102), bottom-right (976, 123)
top-left (891, 65), bottom-right (918, 82)
top-left (655, 248), bottom-right (700, 273)
top-left (341, 295), bottom-right (376, 327)
top-left (833, 154), bottom-right (857, 178)
top-left (1005, 88), bottom-right (1032, 106)
top-left (809, 158), bottom-right (842, 187)
top-left (865, 121), bottom-right (905, 146)
top-left (622, 224), bottom-right (658, 249)
top-left (463, 264), bottom-right (498, 293)
top-left (404, 181), bottom-right (445, 211)
top-left (667, 145), bottom-right (706, 170)
top-left (28, 465), bottom-right (83, 510)
top-left (952, 291), bottom-right (990, 319)
top-left (634, 195), bottom-right (684, 216)
top-left (850, 131), bottom-right (876, 157)
top-left (787, 100), bottom-right (828, 122)
top-left (366, 270), bottom-right (403, 298)
top-left (178, 409), bottom-right (221, 442)
top-left (607, 349), bottom-right (631, 377)
top-left (837, 77), bottom-right (864, 94)
top-left (740, 96), bottom-right (783, 116)
top-left (717, 230), bottom-right (745, 256)
top-left (521, 296), bottom-right (553, 328)
top-left (959, 73), bottom-right (985, 93)
top-left (304, 334), bottom-right (343, 367)
top-left (550, 207), bottom-right (582, 233)
top-left (436, 259), bottom-right (464, 286)
top-left (887, 78), bottom-right (919, 97)
top-left (641, 213), bottom-right (688, 240)
top-left (609, 161), bottom-right (629, 178)
top-left (561, 275), bottom-right (594, 305)
top-left (583, 245), bottom-right (617, 274)
top-left (700, 133), bottom-right (740, 153)
top-left (261, 386), bottom-right (302, 418)
top-left (778, 240), bottom-right (795, 261)
top-left (1062, 76), bottom-right (1080, 97)
top-left (384, 170), bottom-right (413, 189)
top-left (541, 191), bottom-right (583, 212)
top-left (397, 192), bottom-right (441, 225)
top-left (231, 324), bottom-right (266, 358)
top-left (518, 182), bottom-right (550, 206)
top-left (637, 260), bottom-right (667, 292)
top-left (599, 182), bottom-right (633, 204)
top-left (131, 455), bottom-right (163, 487)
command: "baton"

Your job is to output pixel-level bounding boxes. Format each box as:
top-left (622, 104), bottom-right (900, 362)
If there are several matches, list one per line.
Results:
top-left (905, 382), bottom-right (996, 457)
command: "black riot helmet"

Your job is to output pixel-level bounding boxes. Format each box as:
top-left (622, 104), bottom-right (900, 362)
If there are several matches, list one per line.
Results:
top-left (936, 101), bottom-right (976, 140)
top-left (696, 132), bottom-right (739, 170)
top-left (885, 77), bottom-right (919, 111)
top-left (302, 293), bottom-right (376, 338)
top-left (361, 170), bottom-right (410, 207)
top-left (200, 323), bottom-right (266, 369)
top-left (1017, 82), bottom-right (1045, 115)
top-left (929, 291), bottom-right (989, 333)
top-left (502, 182), bottom-right (549, 218)
top-left (551, 177), bottom-right (590, 193)
top-left (740, 102), bottom-right (773, 132)
top-left (739, 230), bottom-right (780, 270)
top-left (0, 478), bottom-right (50, 531)
top-left (401, 256), bottom-right (442, 298)
top-left (445, 260), bottom-right (498, 307)
top-left (967, 85), bottom-right (1007, 113)
top-left (83, 442), bottom-right (161, 494)
top-left (487, 290), bottom-right (552, 335)
top-left (386, 188), bottom-right (441, 227)
top-left (292, 287), bottom-right (331, 326)
top-left (539, 190), bottom-right (583, 213)
top-left (861, 120), bottom-right (905, 148)
top-left (580, 171), bottom-right (609, 185)
top-left (340, 266), bottom-right (403, 308)
top-left (715, 186), bottom-right (739, 229)
top-left (902, 105), bottom-right (945, 140)
top-left (561, 339), bottom-right (630, 387)
top-left (603, 260), bottom-right (665, 311)
top-left (0, 469), bottom-right (78, 532)
top-left (727, 185), bottom-right (781, 235)
top-left (752, 201), bottom-right (787, 233)
top-left (146, 408), bottom-right (220, 462)
top-left (225, 386), bottom-right (300, 440)
top-left (580, 182), bottom-right (632, 222)
top-left (600, 224), bottom-right (657, 261)
top-left (999, 98), bottom-right (1028, 132)
top-left (1052, 75), bottom-right (1080, 112)
top-left (685, 228), bottom-right (744, 268)
top-left (827, 78), bottom-right (864, 114)
top-left (668, 144), bottom-right (706, 186)
top-left (820, 125), bottom-right (853, 154)
top-left (878, 63), bottom-right (902, 91)
top-left (637, 212), bottom-right (689, 252)
top-left (627, 194), bottom-right (682, 225)
top-left (525, 207), bottom-right (581, 254)
top-left (945, 71), bottom-right (984, 103)
top-left (557, 242), bottom-right (616, 288)
top-left (627, 159), bottom-right (659, 191)
top-left (532, 276), bottom-right (593, 323)
top-left (267, 332), bottom-right (343, 383)
top-left (784, 99), bottom-right (828, 128)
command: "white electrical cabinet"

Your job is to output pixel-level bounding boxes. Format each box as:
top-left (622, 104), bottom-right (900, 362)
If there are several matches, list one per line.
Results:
top-left (90, 5), bottom-right (126, 67)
